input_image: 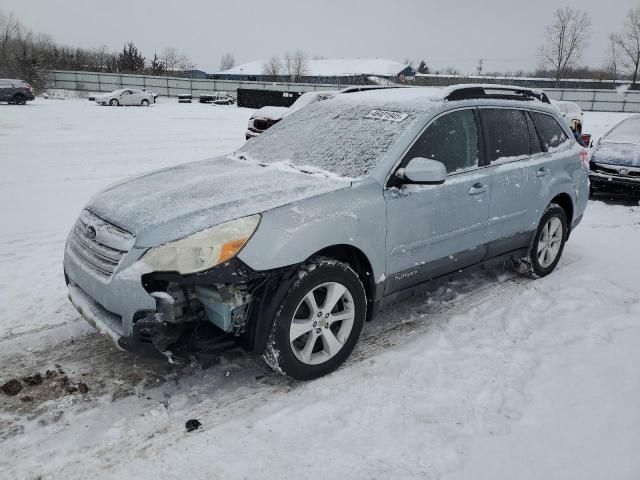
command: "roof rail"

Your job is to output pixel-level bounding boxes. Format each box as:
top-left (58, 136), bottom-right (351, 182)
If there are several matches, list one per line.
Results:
top-left (445, 84), bottom-right (551, 104)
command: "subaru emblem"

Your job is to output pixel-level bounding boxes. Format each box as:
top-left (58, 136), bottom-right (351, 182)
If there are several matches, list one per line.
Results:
top-left (619, 168), bottom-right (629, 175)
top-left (86, 225), bottom-right (97, 240)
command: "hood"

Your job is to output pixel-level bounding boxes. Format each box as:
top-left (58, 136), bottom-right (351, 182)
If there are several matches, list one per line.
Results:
top-left (86, 156), bottom-right (351, 247)
top-left (252, 106), bottom-right (291, 121)
top-left (592, 141), bottom-right (640, 168)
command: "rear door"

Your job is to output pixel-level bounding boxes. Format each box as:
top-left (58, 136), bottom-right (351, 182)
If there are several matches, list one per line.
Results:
top-left (384, 108), bottom-right (491, 293)
top-left (479, 108), bottom-right (545, 255)
top-left (130, 89), bottom-right (144, 104)
top-left (120, 90), bottom-right (133, 105)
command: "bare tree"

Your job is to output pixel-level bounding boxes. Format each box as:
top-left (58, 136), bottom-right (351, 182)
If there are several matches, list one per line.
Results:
top-left (262, 55), bottom-right (283, 77)
top-left (613, 6), bottom-right (640, 88)
top-left (539, 6), bottom-right (592, 86)
top-left (0, 11), bottom-right (19, 67)
top-left (219, 52), bottom-right (235, 71)
top-left (161, 47), bottom-right (193, 74)
top-left (606, 33), bottom-right (621, 83)
top-left (284, 49), bottom-right (308, 82)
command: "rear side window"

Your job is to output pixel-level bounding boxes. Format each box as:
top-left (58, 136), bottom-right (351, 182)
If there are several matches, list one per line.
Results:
top-left (480, 109), bottom-right (531, 162)
top-left (404, 109), bottom-right (479, 174)
top-left (531, 112), bottom-right (570, 151)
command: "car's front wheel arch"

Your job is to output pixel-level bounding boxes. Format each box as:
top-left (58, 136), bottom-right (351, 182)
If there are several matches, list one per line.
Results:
top-left (262, 256), bottom-right (367, 380)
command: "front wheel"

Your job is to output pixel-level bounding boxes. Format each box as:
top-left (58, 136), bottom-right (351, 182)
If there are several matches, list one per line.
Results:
top-left (141, 99), bottom-right (149, 107)
top-left (515, 203), bottom-right (568, 278)
top-left (263, 257), bottom-right (366, 380)
top-left (109, 99), bottom-right (119, 106)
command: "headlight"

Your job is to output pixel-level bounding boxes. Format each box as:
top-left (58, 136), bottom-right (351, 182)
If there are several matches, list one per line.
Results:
top-left (142, 215), bottom-right (260, 274)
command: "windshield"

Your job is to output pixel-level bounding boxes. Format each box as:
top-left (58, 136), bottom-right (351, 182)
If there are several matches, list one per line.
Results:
top-left (236, 99), bottom-right (419, 178)
top-left (606, 117), bottom-right (640, 143)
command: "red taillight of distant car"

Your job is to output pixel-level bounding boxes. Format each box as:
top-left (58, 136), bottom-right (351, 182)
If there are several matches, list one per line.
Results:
top-left (579, 149), bottom-right (589, 167)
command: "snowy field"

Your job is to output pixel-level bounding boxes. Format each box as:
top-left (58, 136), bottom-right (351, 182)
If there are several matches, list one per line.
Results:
top-left (1, 98), bottom-right (639, 479)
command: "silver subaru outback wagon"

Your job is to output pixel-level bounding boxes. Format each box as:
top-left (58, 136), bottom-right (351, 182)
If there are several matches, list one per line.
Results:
top-left (64, 85), bottom-right (589, 380)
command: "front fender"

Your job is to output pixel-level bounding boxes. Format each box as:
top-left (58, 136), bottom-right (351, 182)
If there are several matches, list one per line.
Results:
top-left (238, 181), bottom-right (386, 281)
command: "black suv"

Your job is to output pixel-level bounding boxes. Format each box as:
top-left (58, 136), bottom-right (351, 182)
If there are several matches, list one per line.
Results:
top-left (0, 78), bottom-right (35, 104)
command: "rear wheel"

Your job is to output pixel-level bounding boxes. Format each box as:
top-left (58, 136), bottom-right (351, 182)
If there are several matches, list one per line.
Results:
top-left (515, 203), bottom-right (568, 278)
top-left (141, 99), bottom-right (149, 107)
top-left (13, 94), bottom-right (26, 105)
top-left (109, 99), bottom-right (119, 106)
top-left (263, 257), bottom-right (366, 380)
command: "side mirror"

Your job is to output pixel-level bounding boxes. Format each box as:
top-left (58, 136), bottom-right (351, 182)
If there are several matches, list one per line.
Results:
top-left (401, 157), bottom-right (447, 185)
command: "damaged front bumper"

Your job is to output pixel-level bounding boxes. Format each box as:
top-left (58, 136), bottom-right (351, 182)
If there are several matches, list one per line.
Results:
top-left (65, 241), bottom-right (271, 356)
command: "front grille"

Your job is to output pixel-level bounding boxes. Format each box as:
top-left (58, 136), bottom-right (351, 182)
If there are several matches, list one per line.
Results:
top-left (592, 164), bottom-right (640, 178)
top-left (67, 212), bottom-right (131, 278)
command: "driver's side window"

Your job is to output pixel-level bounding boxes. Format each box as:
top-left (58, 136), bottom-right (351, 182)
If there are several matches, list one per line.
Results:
top-left (403, 109), bottom-right (480, 174)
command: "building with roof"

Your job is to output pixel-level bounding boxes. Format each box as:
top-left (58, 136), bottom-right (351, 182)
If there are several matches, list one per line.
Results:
top-left (210, 58), bottom-right (414, 85)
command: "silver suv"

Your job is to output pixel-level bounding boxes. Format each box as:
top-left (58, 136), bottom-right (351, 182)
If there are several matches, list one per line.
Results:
top-left (64, 85), bottom-right (589, 380)
top-left (0, 78), bottom-right (35, 104)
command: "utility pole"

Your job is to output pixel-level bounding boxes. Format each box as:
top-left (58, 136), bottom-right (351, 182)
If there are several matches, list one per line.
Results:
top-left (476, 59), bottom-right (484, 76)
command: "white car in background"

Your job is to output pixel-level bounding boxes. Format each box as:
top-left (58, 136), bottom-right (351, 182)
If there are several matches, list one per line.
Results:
top-left (551, 100), bottom-right (584, 133)
top-left (96, 89), bottom-right (155, 107)
top-left (246, 90), bottom-right (337, 139)
top-left (245, 86), bottom-right (401, 139)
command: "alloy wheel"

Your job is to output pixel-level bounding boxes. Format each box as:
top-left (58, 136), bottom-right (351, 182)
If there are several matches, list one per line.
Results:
top-left (537, 217), bottom-right (563, 268)
top-left (289, 282), bottom-right (355, 365)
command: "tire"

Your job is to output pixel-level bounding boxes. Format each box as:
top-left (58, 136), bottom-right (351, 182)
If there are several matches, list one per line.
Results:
top-left (141, 99), bottom-right (149, 107)
top-left (515, 203), bottom-right (568, 279)
top-left (109, 99), bottom-right (119, 106)
top-left (13, 94), bottom-right (26, 105)
top-left (263, 257), bottom-right (367, 380)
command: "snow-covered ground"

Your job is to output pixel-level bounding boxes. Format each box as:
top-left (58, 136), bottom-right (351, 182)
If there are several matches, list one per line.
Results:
top-left (1, 99), bottom-right (639, 479)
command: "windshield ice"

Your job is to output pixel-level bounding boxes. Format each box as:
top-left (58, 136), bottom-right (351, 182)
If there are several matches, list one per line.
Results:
top-left (236, 98), bottom-right (420, 178)
top-left (605, 117), bottom-right (640, 143)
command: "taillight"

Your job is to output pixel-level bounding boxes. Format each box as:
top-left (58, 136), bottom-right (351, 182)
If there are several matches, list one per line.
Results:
top-left (26, 83), bottom-right (33, 92)
top-left (579, 149), bottom-right (589, 168)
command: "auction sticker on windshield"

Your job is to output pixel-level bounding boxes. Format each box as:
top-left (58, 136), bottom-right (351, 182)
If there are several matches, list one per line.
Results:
top-left (365, 110), bottom-right (408, 122)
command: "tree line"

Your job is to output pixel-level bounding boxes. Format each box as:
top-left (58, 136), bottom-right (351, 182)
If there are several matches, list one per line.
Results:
top-left (0, 11), bottom-right (196, 91)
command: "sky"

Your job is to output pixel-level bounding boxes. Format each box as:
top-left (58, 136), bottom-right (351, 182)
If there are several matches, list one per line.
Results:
top-left (2, 0), bottom-right (637, 74)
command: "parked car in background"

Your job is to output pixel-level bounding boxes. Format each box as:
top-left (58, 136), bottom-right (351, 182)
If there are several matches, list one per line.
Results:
top-left (0, 78), bottom-right (35, 104)
top-left (65, 85), bottom-right (588, 380)
top-left (245, 86), bottom-right (401, 139)
top-left (200, 92), bottom-right (235, 105)
top-left (178, 94), bottom-right (192, 103)
top-left (589, 115), bottom-right (640, 195)
top-left (96, 89), bottom-right (155, 106)
top-left (551, 100), bottom-right (584, 133)
top-left (246, 90), bottom-right (337, 139)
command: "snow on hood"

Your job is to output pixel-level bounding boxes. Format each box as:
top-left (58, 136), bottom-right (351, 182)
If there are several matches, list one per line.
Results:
top-left (86, 156), bottom-right (351, 247)
top-left (252, 106), bottom-right (292, 120)
top-left (593, 141), bottom-right (640, 167)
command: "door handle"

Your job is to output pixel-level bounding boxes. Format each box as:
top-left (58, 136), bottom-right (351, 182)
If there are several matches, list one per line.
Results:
top-left (468, 183), bottom-right (488, 195)
top-left (537, 167), bottom-right (551, 177)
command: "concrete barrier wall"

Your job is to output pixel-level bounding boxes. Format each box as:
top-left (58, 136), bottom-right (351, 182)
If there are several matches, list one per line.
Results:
top-left (46, 70), bottom-right (340, 99)
top-left (47, 70), bottom-right (640, 112)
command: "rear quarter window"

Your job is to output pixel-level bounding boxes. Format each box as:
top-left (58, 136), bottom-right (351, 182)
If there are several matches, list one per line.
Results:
top-left (531, 112), bottom-right (571, 151)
